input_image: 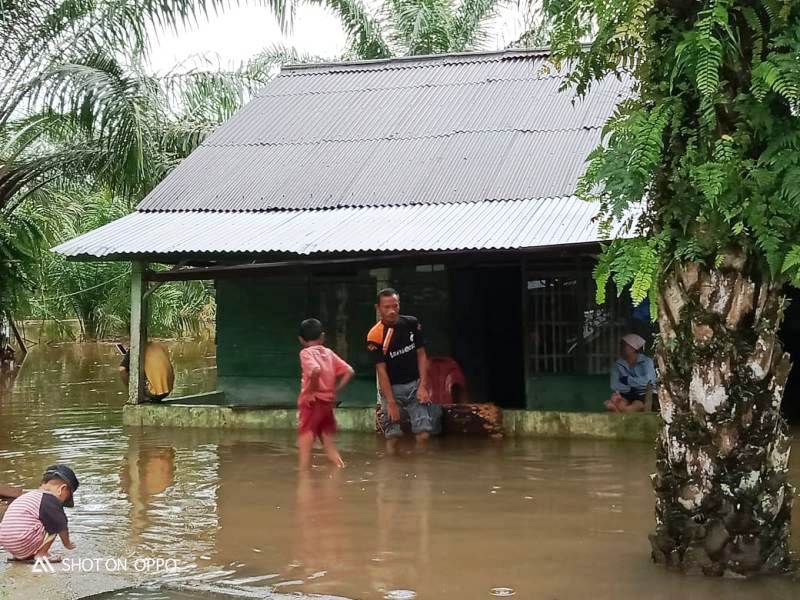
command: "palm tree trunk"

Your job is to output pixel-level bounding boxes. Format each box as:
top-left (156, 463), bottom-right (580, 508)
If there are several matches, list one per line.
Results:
top-left (649, 252), bottom-right (794, 576)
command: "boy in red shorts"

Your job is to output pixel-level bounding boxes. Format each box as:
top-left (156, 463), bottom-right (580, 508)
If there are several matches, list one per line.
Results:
top-left (297, 319), bottom-right (354, 469)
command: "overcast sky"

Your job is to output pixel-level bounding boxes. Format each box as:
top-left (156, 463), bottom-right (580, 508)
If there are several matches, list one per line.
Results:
top-left (148, 2), bottom-right (532, 73)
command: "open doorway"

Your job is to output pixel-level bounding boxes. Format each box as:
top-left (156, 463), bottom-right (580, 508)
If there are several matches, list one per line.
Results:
top-left (449, 265), bottom-right (526, 409)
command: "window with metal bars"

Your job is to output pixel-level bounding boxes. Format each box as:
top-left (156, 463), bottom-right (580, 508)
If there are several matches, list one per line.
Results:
top-left (527, 273), bottom-right (635, 375)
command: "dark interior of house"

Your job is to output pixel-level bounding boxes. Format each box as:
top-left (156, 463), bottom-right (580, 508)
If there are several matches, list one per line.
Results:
top-left (449, 265), bottom-right (526, 409)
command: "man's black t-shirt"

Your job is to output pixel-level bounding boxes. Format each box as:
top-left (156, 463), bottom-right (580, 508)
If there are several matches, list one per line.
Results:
top-left (367, 315), bottom-right (425, 385)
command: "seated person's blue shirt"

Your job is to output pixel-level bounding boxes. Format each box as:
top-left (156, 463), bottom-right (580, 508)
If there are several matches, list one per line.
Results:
top-left (611, 354), bottom-right (656, 398)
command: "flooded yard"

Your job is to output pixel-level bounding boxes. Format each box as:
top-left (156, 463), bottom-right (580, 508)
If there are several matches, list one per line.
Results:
top-left (1, 343), bottom-right (798, 599)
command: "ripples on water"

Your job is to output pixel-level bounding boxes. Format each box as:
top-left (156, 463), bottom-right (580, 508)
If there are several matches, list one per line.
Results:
top-left (1, 342), bottom-right (799, 600)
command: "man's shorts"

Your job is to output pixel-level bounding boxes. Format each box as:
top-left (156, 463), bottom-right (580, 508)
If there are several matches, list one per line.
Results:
top-left (298, 402), bottom-right (337, 438)
top-left (379, 380), bottom-right (440, 438)
top-left (621, 388), bottom-right (659, 411)
top-left (620, 390), bottom-right (646, 402)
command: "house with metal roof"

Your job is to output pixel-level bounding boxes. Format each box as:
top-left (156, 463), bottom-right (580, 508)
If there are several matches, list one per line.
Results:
top-left (55, 49), bottom-right (651, 430)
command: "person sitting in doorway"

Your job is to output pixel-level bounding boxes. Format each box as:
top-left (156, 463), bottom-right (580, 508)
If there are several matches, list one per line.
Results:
top-left (604, 333), bottom-right (656, 413)
top-left (119, 342), bottom-right (175, 402)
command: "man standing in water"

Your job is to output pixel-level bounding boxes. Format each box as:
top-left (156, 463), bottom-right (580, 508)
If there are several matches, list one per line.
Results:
top-left (367, 288), bottom-right (439, 449)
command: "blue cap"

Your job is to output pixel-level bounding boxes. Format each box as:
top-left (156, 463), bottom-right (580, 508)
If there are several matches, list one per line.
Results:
top-left (44, 465), bottom-right (79, 508)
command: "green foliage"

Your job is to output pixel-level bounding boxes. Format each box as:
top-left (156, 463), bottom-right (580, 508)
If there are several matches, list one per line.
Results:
top-left (594, 236), bottom-right (662, 306)
top-left (2, 52), bottom-right (273, 208)
top-left (319, 0), bottom-right (393, 58)
top-left (0, 53), bottom-right (262, 337)
top-left (783, 245), bottom-right (800, 286)
top-left (0, 2), bottom-right (278, 336)
top-left (0, 0), bottom-right (290, 334)
top-left (20, 188), bottom-right (212, 339)
top-left (0, 0), bottom-right (292, 142)
top-left (314, 0), bottom-right (507, 59)
top-left (545, 0), bottom-right (800, 307)
top-left (0, 212), bottom-right (44, 311)
top-left (507, 6), bottom-right (552, 49)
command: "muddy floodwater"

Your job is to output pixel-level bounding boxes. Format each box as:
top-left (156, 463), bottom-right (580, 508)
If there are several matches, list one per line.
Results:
top-left (1, 342), bottom-right (799, 600)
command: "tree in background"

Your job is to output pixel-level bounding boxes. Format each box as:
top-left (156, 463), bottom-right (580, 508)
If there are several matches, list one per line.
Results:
top-left (320, 0), bottom-right (508, 58)
top-left (506, 0), bottom-right (551, 48)
top-left (0, 0), bottom-right (290, 335)
top-left (1, 0), bottom-right (285, 212)
top-left (17, 187), bottom-right (213, 340)
top-left (4, 50), bottom-right (281, 338)
top-left (20, 187), bottom-right (131, 339)
top-left (546, 0), bottom-right (798, 576)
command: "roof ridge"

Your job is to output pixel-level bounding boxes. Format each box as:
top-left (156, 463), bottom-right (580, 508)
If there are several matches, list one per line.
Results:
top-left (201, 126), bottom-right (602, 149)
top-left (279, 47), bottom-right (555, 75)
top-left (258, 72), bottom-right (565, 99)
top-left (134, 197), bottom-right (585, 214)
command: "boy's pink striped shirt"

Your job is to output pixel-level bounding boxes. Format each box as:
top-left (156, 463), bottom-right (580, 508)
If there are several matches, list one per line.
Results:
top-left (0, 490), bottom-right (48, 559)
top-left (298, 345), bottom-right (352, 406)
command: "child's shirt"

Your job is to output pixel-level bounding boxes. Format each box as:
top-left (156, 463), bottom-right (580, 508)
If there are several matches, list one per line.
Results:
top-left (0, 490), bottom-right (67, 559)
top-left (299, 346), bottom-right (352, 406)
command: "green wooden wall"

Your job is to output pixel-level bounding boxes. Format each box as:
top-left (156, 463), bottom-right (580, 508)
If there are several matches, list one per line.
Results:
top-left (216, 273), bottom-right (373, 406)
top-left (215, 267), bottom-right (450, 407)
top-left (213, 264), bottom-right (617, 412)
top-left (526, 374), bottom-right (612, 412)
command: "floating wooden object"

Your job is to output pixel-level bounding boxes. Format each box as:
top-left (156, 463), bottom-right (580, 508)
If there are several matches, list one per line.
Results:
top-left (0, 484), bottom-right (23, 501)
top-left (442, 403), bottom-right (504, 436)
top-left (375, 403), bottom-right (503, 437)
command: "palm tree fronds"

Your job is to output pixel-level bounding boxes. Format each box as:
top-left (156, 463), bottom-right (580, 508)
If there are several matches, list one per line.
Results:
top-left (312, 0), bottom-right (392, 59)
top-left (452, 0), bottom-right (507, 51)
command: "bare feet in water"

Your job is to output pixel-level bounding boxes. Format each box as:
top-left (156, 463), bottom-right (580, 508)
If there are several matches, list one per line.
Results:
top-left (8, 554), bottom-right (63, 564)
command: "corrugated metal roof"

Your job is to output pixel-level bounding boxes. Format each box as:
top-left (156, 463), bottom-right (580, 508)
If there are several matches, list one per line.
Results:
top-left (55, 50), bottom-right (635, 260)
top-left (205, 74), bottom-right (627, 146)
top-left (53, 198), bottom-right (635, 258)
top-left (137, 49), bottom-right (630, 212)
top-left (139, 129), bottom-right (603, 211)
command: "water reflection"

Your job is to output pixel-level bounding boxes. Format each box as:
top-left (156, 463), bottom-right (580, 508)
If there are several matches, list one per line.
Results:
top-left (294, 469), bottom-right (348, 581)
top-left (121, 444), bottom-right (176, 545)
top-left (0, 368), bottom-right (19, 394)
top-left (1, 342), bottom-right (799, 600)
